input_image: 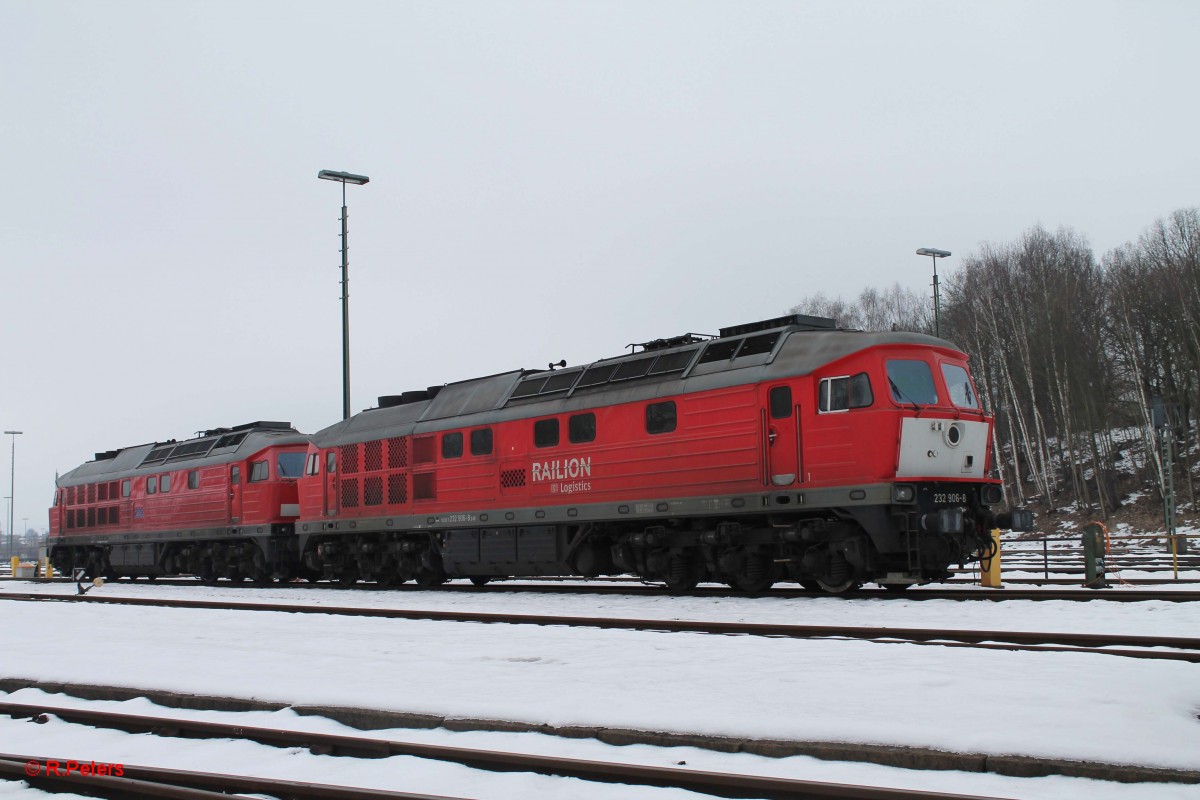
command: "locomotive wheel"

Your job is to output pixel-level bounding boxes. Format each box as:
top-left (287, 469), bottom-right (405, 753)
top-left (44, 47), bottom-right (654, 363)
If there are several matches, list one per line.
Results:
top-left (730, 554), bottom-right (776, 593)
top-left (816, 578), bottom-right (859, 594)
top-left (415, 568), bottom-right (446, 588)
top-left (664, 574), bottom-right (700, 593)
top-left (663, 554), bottom-right (701, 593)
top-left (732, 573), bottom-right (775, 593)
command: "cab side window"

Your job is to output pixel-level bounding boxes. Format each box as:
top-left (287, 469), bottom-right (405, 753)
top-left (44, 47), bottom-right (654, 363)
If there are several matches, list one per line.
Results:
top-left (819, 373), bottom-right (874, 413)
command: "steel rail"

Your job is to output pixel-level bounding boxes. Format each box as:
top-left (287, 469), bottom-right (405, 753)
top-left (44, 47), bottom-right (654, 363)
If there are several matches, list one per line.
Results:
top-left (5, 577), bottom-right (1200, 600)
top-left (0, 753), bottom-right (460, 800)
top-left (0, 706), bottom-right (1011, 800)
top-left (2, 592), bottom-right (1197, 661)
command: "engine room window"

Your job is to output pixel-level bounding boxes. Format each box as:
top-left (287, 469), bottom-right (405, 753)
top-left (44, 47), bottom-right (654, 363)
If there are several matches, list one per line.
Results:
top-left (231, 466), bottom-right (241, 485)
top-left (470, 428), bottom-right (493, 456)
top-left (820, 373), bottom-right (874, 413)
top-left (886, 359), bottom-right (939, 406)
top-left (646, 401), bottom-right (677, 434)
top-left (122, 479), bottom-right (131, 498)
top-left (534, 418), bottom-right (560, 448)
top-left (146, 476), bottom-right (157, 495)
top-left (160, 474), bottom-right (172, 493)
top-left (326, 451), bottom-right (336, 474)
top-left (278, 452), bottom-right (306, 478)
top-left (188, 470), bottom-right (200, 489)
top-left (569, 412), bottom-right (596, 443)
top-left (442, 432), bottom-right (464, 459)
top-left (942, 363), bottom-right (980, 409)
top-left (249, 460), bottom-right (269, 482)
top-left (306, 453), bottom-right (320, 476)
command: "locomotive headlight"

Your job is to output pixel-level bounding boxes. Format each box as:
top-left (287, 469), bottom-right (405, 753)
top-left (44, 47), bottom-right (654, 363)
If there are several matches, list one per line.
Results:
top-left (944, 423), bottom-right (964, 447)
top-left (981, 484), bottom-right (1003, 505)
top-left (892, 484), bottom-right (916, 503)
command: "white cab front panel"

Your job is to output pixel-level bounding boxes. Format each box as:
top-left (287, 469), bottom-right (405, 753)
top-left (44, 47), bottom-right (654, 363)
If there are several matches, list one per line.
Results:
top-left (896, 418), bottom-right (988, 479)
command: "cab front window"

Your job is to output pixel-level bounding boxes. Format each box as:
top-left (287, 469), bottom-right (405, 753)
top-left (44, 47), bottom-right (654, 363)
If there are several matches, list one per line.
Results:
top-left (941, 363), bottom-right (980, 409)
top-left (887, 359), bottom-right (938, 406)
top-left (277, 452), bottom-right (306, 478)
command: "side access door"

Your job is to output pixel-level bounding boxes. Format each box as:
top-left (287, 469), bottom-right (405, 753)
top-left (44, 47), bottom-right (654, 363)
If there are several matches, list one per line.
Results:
top-left (228, 464), bottom-right (243, 525)
top-left (763, 383), bottom-right (801, 486)
top-left (324, 450), bottom-right (339, 517)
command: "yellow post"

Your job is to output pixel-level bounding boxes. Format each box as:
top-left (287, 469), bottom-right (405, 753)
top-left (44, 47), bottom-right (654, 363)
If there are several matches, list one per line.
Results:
top-left (45, 560), bottom-right (53, 579)
top-left (981, 528), bottom-right (1003, 588)
top-left (9, 556), bottom-right (18, 578)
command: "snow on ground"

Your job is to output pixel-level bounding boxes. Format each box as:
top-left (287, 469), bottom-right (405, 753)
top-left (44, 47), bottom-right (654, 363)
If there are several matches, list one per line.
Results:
top-left (2, 687), bottom-right (1198, 800)
top-left (3, 578), bottom-right (1200, 634)
top-left (1, 581), bottom-right (1198, 799)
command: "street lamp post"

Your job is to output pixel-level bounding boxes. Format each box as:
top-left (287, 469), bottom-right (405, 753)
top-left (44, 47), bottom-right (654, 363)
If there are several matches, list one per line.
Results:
top-left (4, 431), bottom-right (21, 563)
top-left (916, 248), bottom-right (951, 337)
top-left (318, 169), bottom-right (371, 421)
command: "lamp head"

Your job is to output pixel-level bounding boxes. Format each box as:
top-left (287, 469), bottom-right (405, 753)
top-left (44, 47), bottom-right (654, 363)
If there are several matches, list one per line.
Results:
top-left (318, 170), bottom-right (370, 185)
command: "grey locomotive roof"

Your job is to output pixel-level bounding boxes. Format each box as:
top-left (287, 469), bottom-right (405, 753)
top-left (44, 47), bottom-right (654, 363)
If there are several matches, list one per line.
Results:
top-left (58, 423), bottom-right (309, 487)
top-left (313, 317), bottom-right (959, 448)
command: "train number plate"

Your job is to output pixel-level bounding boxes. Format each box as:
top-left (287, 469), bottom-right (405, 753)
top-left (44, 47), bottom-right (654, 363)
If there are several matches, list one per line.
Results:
top-left (933, 492), bottom-right (968, 505)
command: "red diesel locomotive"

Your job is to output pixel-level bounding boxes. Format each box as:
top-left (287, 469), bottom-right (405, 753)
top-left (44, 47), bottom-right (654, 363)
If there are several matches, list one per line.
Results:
top-left (49, 314), bottom-right (1031, 591)
top-left (49, 422), bottom-right (310, 582)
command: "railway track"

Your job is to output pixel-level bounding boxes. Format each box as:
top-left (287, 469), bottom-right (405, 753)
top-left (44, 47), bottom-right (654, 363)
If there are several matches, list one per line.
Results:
top-left (2, 753), bottom-right (454, 799)
top-left (5, 575), bottom-right (1199, 601)
top-left (0, 702), bottom-right (1011, 800)
top-left (4, 592), bottom-right (1196, 662)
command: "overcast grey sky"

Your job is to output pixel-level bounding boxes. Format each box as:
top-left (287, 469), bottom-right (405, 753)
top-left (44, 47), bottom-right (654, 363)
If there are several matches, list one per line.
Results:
top-left (1, 1), bottom-right (1197, 537)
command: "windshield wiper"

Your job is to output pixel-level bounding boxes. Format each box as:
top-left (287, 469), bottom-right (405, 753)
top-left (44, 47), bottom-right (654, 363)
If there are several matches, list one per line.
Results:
top-left (889, 378), bottom-right (924, 417)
